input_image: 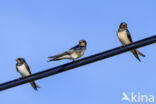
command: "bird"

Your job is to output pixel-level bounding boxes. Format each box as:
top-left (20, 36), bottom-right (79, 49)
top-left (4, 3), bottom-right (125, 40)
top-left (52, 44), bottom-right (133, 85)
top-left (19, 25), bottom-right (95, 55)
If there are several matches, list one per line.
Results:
top-left (48, 40), bottom-right (87, 62)
top-left (16, 58), bottom-right (40, 90)
top-left (117, 22), bottom-right (145, 61)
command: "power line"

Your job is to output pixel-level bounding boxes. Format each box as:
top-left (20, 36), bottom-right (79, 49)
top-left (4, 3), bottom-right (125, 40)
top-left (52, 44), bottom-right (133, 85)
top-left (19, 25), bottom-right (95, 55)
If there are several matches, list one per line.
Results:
top-left (0, 35), bottom-right (156, 91)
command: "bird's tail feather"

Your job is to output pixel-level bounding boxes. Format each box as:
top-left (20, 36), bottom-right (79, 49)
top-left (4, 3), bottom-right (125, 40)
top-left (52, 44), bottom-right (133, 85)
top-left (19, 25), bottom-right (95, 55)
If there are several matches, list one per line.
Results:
top-left (136, 50), bottom-right (145, 57)
top-left (48, 58), bottom-right (61, 62)
top-left (131, 50), bottom-right (141, 62)
top-left (30, 81), bottom-right (40, 91)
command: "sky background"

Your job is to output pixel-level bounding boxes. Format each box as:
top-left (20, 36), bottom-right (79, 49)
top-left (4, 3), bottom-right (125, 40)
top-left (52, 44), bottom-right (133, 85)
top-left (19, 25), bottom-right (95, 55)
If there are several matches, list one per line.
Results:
top-left (0, 0), bottom-right (156, 104)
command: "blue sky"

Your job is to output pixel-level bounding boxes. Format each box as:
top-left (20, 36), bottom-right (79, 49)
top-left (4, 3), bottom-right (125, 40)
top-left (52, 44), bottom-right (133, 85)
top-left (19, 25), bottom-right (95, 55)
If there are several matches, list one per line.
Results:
top-left (0, 0), bottom-right (156, 104)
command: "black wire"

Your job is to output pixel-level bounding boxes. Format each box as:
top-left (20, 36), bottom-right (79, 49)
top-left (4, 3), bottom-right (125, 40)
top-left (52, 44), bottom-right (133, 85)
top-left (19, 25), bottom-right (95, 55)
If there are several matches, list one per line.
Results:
top-left (0, 35), bottom-right (156, 91)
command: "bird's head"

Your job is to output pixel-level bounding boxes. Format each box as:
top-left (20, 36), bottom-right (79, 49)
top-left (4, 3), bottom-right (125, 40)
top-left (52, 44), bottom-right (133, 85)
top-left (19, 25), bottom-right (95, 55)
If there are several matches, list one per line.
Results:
top-left (16, 58), bottom-right (25, 64)
top-left (79, 40), bottom-right (87, 47)
top-left (119, 22), bottom-right (127, 30)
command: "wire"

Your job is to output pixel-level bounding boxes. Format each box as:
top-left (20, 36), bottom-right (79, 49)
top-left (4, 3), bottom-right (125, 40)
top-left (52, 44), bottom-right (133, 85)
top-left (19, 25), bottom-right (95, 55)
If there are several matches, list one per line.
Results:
top-left (0, 35), bottom-right (156, 91)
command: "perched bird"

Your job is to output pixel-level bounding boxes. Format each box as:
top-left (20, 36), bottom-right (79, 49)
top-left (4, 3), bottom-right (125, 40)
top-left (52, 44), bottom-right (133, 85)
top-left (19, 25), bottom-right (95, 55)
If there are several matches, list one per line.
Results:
top-left (48, 40), bottom-right (87, 62)
top-left (16, 58), bottom-right (40, 90)
top-left (117, 22), bottom-right (145, 61)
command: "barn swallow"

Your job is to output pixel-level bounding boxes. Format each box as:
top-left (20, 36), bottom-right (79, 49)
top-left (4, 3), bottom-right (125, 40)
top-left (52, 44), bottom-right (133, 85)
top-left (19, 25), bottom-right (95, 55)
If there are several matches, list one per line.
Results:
top-left (48, 40), bottom-right (87, 62)
top-left (16, 58), bottom-right (40, 90)
top-left (117, 22), bottom-right (145, 61)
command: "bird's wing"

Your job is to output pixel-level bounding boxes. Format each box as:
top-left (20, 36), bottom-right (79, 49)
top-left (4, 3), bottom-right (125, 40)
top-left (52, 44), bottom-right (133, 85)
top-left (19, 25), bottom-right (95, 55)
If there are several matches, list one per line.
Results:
top-left (16, 64), bottom-right (19, 72)
top-left (70, 45), bottom-right (79, 50)
top-left (48, 45), bottom-right (80, 59)
top-left (70, 46), bottom-right (86, 53)
top-left (68, 46), bottom-right (83, 54)
top-left (48, 52), bottom-right (70, 58)
top-left (127, 29), bottom-right (133, 42)
top-left (24, 62), bottom-right (32, 74)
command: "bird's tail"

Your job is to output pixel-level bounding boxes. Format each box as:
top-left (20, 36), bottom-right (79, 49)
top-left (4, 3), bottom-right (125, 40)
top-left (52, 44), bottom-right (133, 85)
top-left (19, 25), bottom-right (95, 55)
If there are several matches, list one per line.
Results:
top-left (48, 58), bottom-right (61, 62)
top-left (131, 49), bottom-right (141, 62)
top-left (30, 81), bottom-right (40, 91)
top-left (136, 49), bottom-right (145, 57)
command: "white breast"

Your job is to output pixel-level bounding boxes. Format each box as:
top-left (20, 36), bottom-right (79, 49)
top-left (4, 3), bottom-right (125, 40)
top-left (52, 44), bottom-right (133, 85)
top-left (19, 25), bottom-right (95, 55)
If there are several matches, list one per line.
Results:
top-left (17, 64), bottom-right (30, 77)
top-left (117, 30), bottom-right (131, 45)
top-left (80, 49), bottom-right (86, 57)
top-left (71, 52), bottom-right (79, 59)
top-left (71, 48), bottom-right (86, 59)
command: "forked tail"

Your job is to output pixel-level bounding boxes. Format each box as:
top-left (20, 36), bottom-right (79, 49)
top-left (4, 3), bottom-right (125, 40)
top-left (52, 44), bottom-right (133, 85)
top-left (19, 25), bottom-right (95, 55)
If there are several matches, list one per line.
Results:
top-left (30, 81), bottom-right (40, 91)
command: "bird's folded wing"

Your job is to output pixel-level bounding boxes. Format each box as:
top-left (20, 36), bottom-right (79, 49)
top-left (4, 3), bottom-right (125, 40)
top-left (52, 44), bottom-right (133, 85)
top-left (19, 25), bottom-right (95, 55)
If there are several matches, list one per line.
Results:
top-left (126, 29), bottom-right (133, 42)
top-left (48, 52), bottom-right (70, 58)
top-left (16, 64), bottom-right (19, 72)
top-left (70, 45), bottom-right (79, 50)
top-left (24, 62), bottom-right (32, 74)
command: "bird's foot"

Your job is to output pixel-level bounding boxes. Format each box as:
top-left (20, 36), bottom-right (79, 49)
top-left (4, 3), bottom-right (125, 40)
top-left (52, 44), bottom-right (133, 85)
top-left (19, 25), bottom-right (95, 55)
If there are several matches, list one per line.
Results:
top-left (120, 45), bottom-right (127, 48)
top-left (72, 59), bottom-right (77, 62)
top-left (18, 77), bottom-right (23, 80)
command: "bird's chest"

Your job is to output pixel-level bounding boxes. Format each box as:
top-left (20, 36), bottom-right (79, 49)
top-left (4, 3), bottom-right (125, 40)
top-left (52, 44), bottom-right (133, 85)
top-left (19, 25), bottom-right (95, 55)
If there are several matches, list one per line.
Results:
top-left (118, 31), bottom-right (131, 45)
top-left (17, 64), bottom-right (30, 76)
top-left (71, 48), bottom-right (86, 59)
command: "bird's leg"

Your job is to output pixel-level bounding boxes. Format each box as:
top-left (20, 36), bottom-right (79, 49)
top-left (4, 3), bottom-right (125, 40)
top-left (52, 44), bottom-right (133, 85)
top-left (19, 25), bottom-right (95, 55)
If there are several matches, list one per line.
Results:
top-left (21, 76), bottom-right (27, 79)
top-left (18, 77), bottom-right (23, 80)
top-left (72, 59), bottom-right (76, 62)
top-left (120, 44), bottom-right (127, 48)
top-left (120, 45), bottom-right (124, 48)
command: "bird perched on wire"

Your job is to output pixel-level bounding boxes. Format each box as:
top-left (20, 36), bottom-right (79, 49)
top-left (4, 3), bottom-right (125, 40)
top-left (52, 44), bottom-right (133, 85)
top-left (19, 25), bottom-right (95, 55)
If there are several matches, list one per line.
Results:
top-left (16, 58), bottom-right (40, 90)
top-left (48, 40), bottom-right (87, 62)
top-left (117, 22), bottom-right (145, 61)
